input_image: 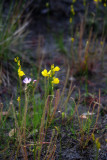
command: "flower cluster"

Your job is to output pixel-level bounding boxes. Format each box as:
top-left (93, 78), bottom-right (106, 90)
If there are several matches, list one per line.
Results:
top-left (41, 64), bottom-right (60, 84)
top-left (14, 57), bottom-right (25, 78)
top-left (69, 4), bottom-right (75, 23)
top-left (70, 5), bottom-right (75, 16)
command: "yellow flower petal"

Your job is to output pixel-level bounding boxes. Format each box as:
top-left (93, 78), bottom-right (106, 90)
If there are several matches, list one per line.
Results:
top-left (14, 57), bottom-right (19, 63)
top-left (69, 17), bottom-right (72, 23)
top-left (18, 71), bottom-right (25, 77)
top-left (17, 96), bottom-right (21, 102)
top-left (18, 68), bottom-right (25, 78)
top-left (52, 77), bottom-right (59, 84)
top-left (41, 69), bottom-right (49, 77)
top-left (47, 70), bottom-right (53, 77)
top-left (48, 70), bottom-right (51, 75)
top-left (53, 66), bottom-right (60, 72)
top-left (71, 37), bottom-right (74, 43)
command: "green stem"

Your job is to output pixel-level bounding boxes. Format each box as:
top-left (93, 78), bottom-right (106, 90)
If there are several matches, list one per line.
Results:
top-left (95, 148), bottom-right (99, 160)
top-left (23, 84), bottom-right (28, 145)
top-left (19, 78), bottom-right (22, 121)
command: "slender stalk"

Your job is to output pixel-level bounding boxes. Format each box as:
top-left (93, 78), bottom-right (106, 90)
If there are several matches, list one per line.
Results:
top-left (19, 78), bottom-right (22, 120)
top-left (23, 84), bottom-right (28, 145)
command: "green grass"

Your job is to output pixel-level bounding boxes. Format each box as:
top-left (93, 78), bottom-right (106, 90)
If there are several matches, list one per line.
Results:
top-left (0, 0), bottom-right (29, 61)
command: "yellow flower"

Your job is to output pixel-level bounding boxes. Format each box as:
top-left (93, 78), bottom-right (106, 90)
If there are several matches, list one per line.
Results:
top-left (41, 69), bottom-right (49, 77)
top-left (73, 0), bottom-right (76, 3)
top-left (86, 41), bottom-right (89, 46)
top-left (69, 17), bottom-right (72, 23)
top-left (51, 64), bottom-right (60, 72)
top-left (71, 37), bottom-right (74, 43)
top-left (52, 77), bottom-right (59, 84)
top-left (53, 66), bottom-right (60, 72)
top-left (100, 41), bottom-right (103, 46)
top-left (17, 96), bottom-right (21, 102)
top-left (94, 0), bottom-right (98, 2)
top-left (94, 0), bottom-right (101, 3)
top-left (47, 64), bottom-right (60, 77)
top-left (47, 70), bottom-right (52, 77)
top-left (18, 67), bottom-right (25, 78)
top-left (14, 57), bottom-right (21, 67)
top-left (14, 57), bottom-right (19, 63)
top-left (46, 2), bottom-right (49, 8)
top-left (48, 70), bottom-right (51, 75)
top-left (41, 65), bottom-right (60, 82)
top-left (14, 57), bottom-right (25, 78)
top-left (104, 3), bottom-right (106, 7)
top-left (71, 5), bottom-right (75, 15)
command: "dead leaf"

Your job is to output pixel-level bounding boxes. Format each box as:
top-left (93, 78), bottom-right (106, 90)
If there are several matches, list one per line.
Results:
top-left (80, 112), bottom-right (95, 119)
top-left (79, 115), bottom-right (88, 119)
top-left (9, 128), bottom-right (16, 137)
